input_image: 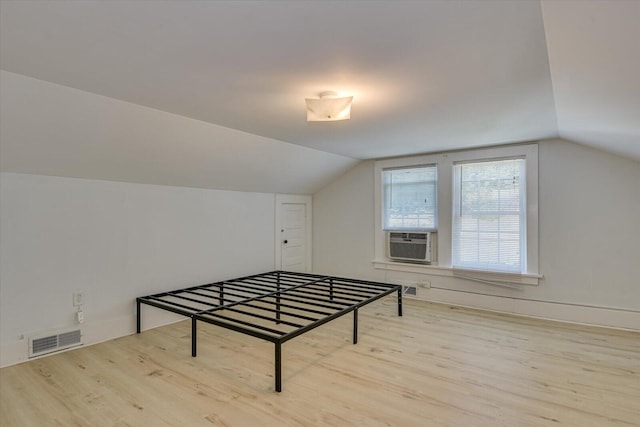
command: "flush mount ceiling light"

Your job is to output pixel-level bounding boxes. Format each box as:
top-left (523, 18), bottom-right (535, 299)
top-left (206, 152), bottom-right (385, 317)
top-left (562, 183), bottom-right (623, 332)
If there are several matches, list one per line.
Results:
top-left (305, 91), bottom-right (353, 122)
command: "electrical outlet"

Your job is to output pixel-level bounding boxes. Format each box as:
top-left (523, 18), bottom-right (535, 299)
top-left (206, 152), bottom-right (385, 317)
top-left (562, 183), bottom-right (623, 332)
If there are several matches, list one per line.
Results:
top-left (73, 292), bottom-right (85, 307)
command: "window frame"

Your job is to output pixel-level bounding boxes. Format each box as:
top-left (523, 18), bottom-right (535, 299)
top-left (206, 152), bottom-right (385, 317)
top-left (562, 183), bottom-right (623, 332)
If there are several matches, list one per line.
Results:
top-left (382, 164), bottom-right (438, 232)
top-left (374, 144), bottom-right (539, 279)
top-left (452, 157), bottom-right (527, 273)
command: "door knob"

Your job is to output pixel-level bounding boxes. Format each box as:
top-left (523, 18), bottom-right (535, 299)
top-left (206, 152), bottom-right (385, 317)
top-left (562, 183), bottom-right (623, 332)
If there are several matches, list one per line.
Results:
top-left (283, 240), bottom-right (288, 244)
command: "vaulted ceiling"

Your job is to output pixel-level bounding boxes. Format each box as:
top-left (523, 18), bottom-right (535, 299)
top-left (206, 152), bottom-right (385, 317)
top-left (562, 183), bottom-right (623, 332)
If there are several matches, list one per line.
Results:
top-left (1, 0), bottom-right (638, 191)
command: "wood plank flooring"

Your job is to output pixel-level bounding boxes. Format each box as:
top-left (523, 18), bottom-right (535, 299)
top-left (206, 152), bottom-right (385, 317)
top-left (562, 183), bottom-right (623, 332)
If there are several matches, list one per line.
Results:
top-left (1, 299), bottom-right (638, 426)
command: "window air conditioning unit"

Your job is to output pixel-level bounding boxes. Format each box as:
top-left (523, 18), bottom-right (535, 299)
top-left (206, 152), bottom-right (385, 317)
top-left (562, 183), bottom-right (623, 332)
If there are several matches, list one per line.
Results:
top-left (387, 231), bottom-right (436, 263)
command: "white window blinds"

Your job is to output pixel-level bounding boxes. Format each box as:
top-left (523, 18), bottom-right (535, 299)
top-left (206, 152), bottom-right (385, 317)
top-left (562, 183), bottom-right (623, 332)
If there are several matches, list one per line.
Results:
top-left (452, 158), bottom-right (526, 273)
top-left (383, 166), bottom-right (437, 230)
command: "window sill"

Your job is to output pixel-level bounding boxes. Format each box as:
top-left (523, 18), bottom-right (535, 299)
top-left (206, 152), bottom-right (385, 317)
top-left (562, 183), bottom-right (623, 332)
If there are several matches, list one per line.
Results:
top-left (372, 259), bottom-right (541, 286)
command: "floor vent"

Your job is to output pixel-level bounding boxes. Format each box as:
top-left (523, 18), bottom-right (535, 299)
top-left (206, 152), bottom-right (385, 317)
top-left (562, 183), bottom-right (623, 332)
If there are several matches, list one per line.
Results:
top-left (403, 285), bottom-right (417, 296)
top-left (29, 329), bottom-right (83, 358)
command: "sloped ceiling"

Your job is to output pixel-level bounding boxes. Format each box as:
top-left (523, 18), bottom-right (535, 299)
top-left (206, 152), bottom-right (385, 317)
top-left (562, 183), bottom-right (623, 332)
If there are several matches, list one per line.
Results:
top-left (541, 0), bottom-right (640, 160)
top-left (0, 0), bottom-right (638, 193)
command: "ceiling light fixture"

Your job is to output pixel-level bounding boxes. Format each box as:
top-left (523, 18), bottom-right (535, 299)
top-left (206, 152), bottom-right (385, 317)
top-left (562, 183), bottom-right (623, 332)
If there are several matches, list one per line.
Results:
top-left (305, 91), bottom-right (353, 122)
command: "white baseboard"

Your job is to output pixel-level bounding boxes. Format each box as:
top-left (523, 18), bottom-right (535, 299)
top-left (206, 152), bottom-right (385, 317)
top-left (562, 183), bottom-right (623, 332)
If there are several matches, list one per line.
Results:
top-left (3, 290), bottom-right (637, 368)
top-left (0, 339), bottom-right (28, 368)
top-left (409, 287), bottom-right (640, 331)
top-left (0, 308), bottom-right (185, 368)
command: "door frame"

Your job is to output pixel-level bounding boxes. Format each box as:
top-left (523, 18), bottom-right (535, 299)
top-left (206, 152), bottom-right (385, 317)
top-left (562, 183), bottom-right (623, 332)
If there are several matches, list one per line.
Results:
top-left (275, 194), bottom-right (312, 272)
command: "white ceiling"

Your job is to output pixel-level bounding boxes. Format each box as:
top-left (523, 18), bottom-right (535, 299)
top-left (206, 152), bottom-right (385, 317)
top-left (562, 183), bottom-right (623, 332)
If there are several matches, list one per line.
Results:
top-left (0, 1), bottom-right (638, 179)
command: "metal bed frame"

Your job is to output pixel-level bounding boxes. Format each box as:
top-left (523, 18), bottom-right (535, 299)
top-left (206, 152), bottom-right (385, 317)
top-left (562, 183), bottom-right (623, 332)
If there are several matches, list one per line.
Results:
top-left (136, 271), bottom-right (402, 392)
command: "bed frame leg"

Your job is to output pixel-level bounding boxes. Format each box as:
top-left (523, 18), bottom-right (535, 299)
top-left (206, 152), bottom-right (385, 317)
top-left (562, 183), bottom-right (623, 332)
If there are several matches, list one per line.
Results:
top-left (275, 342), bottom-right (282, 392)
top-left (276, 273), bottom-right (281, 324)
top-left (136, 299), bottom-right (141, 333)
top-left (353, 308), bottom-right (358, 344)
top-left (192, 317), bottom-right (197, 357)
top-left (397, 288), bottom-right (403, 317)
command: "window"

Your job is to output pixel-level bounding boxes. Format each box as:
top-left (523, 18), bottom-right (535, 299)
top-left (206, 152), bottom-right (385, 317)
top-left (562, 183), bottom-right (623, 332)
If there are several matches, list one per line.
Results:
top-left (382, 166), bottom-right (437, 230)
top-left (452, 158), bottom-right (526, 273)
top-left (374, 143), bottom-right (538, 281)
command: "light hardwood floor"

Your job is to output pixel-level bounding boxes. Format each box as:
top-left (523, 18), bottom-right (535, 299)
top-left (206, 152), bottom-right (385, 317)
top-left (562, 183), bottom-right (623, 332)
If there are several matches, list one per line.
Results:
top-left (1, 299), bottom-right (639, 426)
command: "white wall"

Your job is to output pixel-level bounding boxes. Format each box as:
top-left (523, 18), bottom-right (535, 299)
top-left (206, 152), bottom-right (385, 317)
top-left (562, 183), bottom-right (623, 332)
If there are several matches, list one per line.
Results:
top-left (313, 139), bottom-right (640, 330)
top-left (0, 70), bottom-right (354, 367)
top-left (313, 161), bottom-right (378, 279)
top-left (0, 173), bottom-right (276, 366)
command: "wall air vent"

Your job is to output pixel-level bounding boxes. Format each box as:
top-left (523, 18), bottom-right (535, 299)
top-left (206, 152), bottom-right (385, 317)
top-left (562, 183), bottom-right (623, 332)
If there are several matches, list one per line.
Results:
top-left (402, 285), bottom-right (417, 296)
top-left (29, 329), bottom-right (82, 358)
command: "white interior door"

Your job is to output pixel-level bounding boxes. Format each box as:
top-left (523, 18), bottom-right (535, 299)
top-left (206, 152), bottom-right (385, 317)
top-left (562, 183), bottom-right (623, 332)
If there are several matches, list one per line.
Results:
top-left (275, 195), bottom-right (312, 272)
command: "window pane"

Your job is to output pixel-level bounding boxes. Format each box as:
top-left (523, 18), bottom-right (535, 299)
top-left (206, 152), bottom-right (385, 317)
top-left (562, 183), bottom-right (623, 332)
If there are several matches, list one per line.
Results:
top-left (452, 158), bottom-right (525, 272)
top-left (383, 166), bottom-right (437, 230)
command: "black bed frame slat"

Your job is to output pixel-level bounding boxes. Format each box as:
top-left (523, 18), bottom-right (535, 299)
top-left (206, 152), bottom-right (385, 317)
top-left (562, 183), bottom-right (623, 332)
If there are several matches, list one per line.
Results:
top-left (271, 288), bottom-right (356, 306)
top-left (200, 312), bottom-right (290, 336)
top-left (278, 285), bottom-right (363, 302)
top-left (247, 298), bottom-right (333, 317)
top-left (197, 284), bottom-right (265, 298)
top-left (254, 293), bottom-right (349, 311)
top-left (204, 275), bottom-right (333, 313)
top-left (239, 301), bottom-right (322, 322)
top-left (288, 286), bottom-right (372, 302)
top-left (143, 295), bottom-right (205, 314)
top-left (163, 292), bottom-right (224, 308)
top-left (216, 306), bottom-right (305, 329)
top-left (137, 270), bottom-right (402, 392)
top-left (194, 288), bottom-right (331, 318)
